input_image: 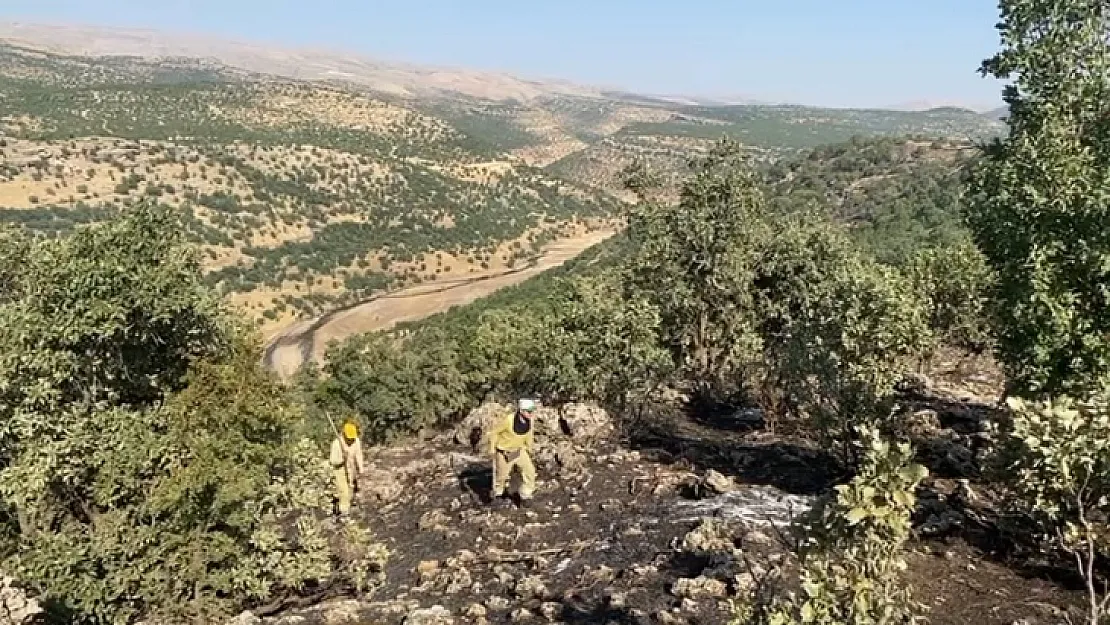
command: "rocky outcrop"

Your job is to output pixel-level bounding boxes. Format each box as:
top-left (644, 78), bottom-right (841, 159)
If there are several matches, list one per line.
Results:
top-left (557, 403), bottom-right (613, 441)
top-left (0, 575), bottom-right (43, 624)
top-left (404, 605), bottom-right (454, 625)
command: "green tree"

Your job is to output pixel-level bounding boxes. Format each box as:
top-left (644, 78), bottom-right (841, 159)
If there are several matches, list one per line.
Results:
top-left (966, 0), bottom-right (1110, 396)
top-left (627, 138), bottom-right (768, 401)
top-left (755, 214), bottom-right (931, 464)
top-left (903, 239), bottom-right (994, 355)
top-left (318, 328), bottom-right (470, 442)
top-left (0, 206), bottom-right (380, 623)
top-left (543, 273), bottom-right (672, 410)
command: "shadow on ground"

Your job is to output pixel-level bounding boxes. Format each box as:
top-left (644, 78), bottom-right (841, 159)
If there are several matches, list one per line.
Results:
top-left (627, 404), bottom-right (840, 496)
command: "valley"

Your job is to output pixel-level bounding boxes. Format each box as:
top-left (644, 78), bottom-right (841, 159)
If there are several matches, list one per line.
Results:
top-left (0, 28), bottom-right (1004, 371)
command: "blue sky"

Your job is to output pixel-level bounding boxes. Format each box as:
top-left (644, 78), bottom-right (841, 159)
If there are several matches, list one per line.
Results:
top-left (1, 1), bottom-right (1006, 109)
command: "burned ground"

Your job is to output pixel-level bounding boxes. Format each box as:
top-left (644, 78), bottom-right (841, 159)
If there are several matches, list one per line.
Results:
top-left (252, 357), bottom-right (1085, 625)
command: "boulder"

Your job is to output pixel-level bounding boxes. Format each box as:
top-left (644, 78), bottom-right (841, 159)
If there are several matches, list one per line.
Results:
top-left (558, 403), bottom-right (613, 440)
top-left (225, 611), bottom-right (262, 625)
top-left (671, 576), bottom-right (728, 600)
top-left (534, 440), bottom-right (585, 475)
top-left (0, 575), bottom-right (43, 624)
top-left (702, 470), bottom-right (735, 495)
top-left (405, 605), bottom-right (454, 625)
top-left (453, 403), bottom-right (511, 448)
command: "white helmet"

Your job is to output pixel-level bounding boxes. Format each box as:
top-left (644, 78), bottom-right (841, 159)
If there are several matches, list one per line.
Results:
top-left (518, 398), bottom-right (537, 412)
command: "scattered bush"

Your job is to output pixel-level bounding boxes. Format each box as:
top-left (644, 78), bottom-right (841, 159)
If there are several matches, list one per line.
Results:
top-left (736, 427), bottom-right (928, 624)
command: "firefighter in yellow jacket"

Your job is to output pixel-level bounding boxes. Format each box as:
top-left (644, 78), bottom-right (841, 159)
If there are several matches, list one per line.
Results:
top-left (489, 398), bottom-right (538, 508)
top-left (330, 420), bottom-right (366, 516)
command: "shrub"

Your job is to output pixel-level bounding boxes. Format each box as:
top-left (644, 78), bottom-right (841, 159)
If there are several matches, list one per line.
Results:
top-left (1005, 387), bottom-right (1110, 625)
top-left (903, 240), bottom-right (994, 355)
top-left (736, 427), bottom-right (928, 624)
top-left (756, 214), bottom-right (931, 465)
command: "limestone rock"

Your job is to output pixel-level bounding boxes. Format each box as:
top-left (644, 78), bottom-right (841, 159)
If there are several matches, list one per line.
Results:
top-left (534, 440), bottom-right (585, 476)
top-left (362, 467), bottom-right (405, 503)
top-left (511, 608), bottom-right (534, 622)
top-left (485, 596), bottom-right (510, 611)
top-left (702, 469), bottom-right (735, 495)
top-left (900, 408), bottom-right (942, 438)
top-left (226, 611), bottom-right (262, 625)
top-left (558, 402), bottom-right (613, 440)
top-left (513, 575), bottom-right (548, 600)
top-left (0, 575), bottom-right (43, 624)
top-left (444, 567), bottom-right (473, 594)
top-left (681, 519), bottom-right (737, 553)
top-left (464, 603), bottom-right (487, 619)
top-left (454, 403), bottom-right (511, 448)
top-left (405, 605), bottom-right (454, 625)
top-left (671, 576), bottom-right (728, 600)
top-left (539, 602), bottom-right (562, 621)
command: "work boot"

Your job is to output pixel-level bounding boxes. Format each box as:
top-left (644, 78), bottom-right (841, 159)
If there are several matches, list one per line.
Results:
top-left (518, 497), bottom-right (533, 509)
top-left (489, 493), bottom-right (513, 510)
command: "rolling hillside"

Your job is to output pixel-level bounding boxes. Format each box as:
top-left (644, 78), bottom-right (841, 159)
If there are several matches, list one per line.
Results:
top-left (0, 26), bottom-right (1005, 341)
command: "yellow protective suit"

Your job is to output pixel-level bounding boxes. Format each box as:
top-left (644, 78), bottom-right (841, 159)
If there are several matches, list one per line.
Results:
top-left (488, 411), bottom-right (536, 500)
top-left (330, 435), bottom-right (365, 514)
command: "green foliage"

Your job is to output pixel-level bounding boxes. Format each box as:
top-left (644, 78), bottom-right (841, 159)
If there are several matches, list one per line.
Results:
top-left (755, 215), bottom-right (931, 464)
top-left (541, 273), bottom-right (672, 409)
top-left (620, 105), bottom-right (1002, 150)
top-left (903, 240), bottom-right (994, 354)
top-left (316, 329), bottom-right (471, 442)
top-left (1005, 387), bottom-right (1110, 624)
top-left (737, 428), bottom-right (928, 625)
top-left (965, 0), bottom-right (1110, 397)
top-left (767, 136), bottom-right (974, 267)
top-left (0, 207), bottom-right (383, 623)
top-left (627, 138), bottom-right (768, 398)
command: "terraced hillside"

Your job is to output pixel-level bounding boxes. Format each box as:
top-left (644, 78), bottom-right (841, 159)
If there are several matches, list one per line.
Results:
top-left (0, 43), bottom-right (620, 338)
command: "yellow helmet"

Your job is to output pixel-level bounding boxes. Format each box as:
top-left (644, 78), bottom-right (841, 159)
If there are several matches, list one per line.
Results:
top-left (342, 422), bottom-right (358, 439)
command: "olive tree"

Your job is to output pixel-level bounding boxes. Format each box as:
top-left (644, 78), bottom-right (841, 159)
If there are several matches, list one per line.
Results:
top-left (966, 0), bottom-right (1110, 397)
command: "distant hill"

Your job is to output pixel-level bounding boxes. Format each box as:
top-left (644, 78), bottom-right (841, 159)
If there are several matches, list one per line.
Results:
top-left (0, 23), bottom-right (1007, 338)
top-left (984, 106), bottom-right (1009, 121)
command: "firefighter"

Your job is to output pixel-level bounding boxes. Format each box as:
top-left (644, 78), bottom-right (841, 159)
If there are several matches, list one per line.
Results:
top-left (489, 398), bottom-right (538, 508)
top-left (330, 420), bottom-right (365, 515)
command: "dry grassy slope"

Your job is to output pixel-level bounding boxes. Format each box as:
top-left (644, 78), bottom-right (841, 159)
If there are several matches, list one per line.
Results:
top-left (0, 44), bottom-right (622, 337)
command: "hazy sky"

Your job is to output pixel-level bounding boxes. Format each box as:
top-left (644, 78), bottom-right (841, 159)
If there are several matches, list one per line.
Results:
top-left (1, 0), bottom-right (1006, 109)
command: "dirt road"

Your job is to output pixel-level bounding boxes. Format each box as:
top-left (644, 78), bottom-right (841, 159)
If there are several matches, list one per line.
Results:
top-left (262, 230), bottom-right (614, 379)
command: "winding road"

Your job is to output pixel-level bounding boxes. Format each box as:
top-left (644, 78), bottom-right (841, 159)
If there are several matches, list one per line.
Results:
top-left (262, 230), bottom-right (615, 380)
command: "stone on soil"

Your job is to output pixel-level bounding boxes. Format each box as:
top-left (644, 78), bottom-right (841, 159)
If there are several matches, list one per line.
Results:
top-left (405, 605), bottom-right (454, 625)
top-left (226, 611), bottom-right (262, 625)
top-left (671, 576), bottom-right (728, 600)
top-left (0, 575), bottom-right (43, 624)
top-left (558, 402), bottom-right (613, 440)
top-left (702, 469), bottom-right (735, 495)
